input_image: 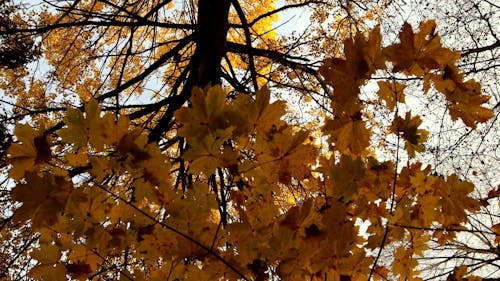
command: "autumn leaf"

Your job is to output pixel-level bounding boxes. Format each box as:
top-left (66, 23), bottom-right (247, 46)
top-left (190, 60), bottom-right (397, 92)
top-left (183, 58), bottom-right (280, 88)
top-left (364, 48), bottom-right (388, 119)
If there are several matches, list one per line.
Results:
top-left (391, 112), bottom-right (428, 157)
top-left (279, 198), bottom-right (317, 235)
top-left (247, 85), bottom-right (287, 136)
top-left (323, 114), bottom-right (371, 156)
top-left (7, 123), bottom-right (51, 180)
top-left (377, 81), bottom-right (406, 110)
top-left (1, 5), bottom-right (498, 279)
top-left (59, 99), bottom-right (131, 150)
top-left (253, 127), bottom-right (317, 184)
top-left (446, 265), bottom-right (481, 281)
top-left (30, 243), bottom-right (61, 265)
top-left (492, 223), bottom-right (500, 244)
top-left (391, 247), bottom-right (419, 280)
top-left (449, 99), bottom-right (494, 129)
top-left (11, 172), bottom-right (87, 229)
top-left (29, 263), bottom-right (67, 281)
top-left (58, 106), bottom-right (88, 148)
top-left (438, 175), bottom-right (480, 225)
top-left (321, 25), bottom-right (384, 83)
top-left (384, 21), bottom-right (460, 76)
top-left (433, 70), bottom-right (493, 128)
top-left (320, 27), bottom-right (385, 115)
top-left (175, 86), bottom-right (232, 138)
top-left (321, 200), bottom-right (357, 258)
top-left (328, 155), bottom-right (365, 201)
top-left (182, 127), bottom-right (233, 174)
top-left (65, 261), bottom-right (93, 280)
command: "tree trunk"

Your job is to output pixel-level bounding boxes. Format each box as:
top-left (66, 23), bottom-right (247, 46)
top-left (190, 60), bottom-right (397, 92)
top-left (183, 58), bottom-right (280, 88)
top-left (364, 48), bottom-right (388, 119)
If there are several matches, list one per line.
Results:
top-left (148, 0), bottom-right (231, 142)
top-left (193, 0), bottom-right (231, 87)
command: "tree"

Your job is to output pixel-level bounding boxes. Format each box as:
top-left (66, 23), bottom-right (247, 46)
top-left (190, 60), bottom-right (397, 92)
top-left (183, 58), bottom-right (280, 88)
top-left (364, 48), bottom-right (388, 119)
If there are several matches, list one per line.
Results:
top-left (0, 0), bottom-right (499, 280)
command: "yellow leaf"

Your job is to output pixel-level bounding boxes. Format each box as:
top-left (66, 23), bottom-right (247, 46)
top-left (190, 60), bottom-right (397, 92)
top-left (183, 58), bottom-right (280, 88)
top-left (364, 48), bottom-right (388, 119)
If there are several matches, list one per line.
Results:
top-left (59, 99), bottom-right (131, 150)
top-left (29, 263), bottom-right (67, 281)
top-left (252, 86), bottom-right (287, 136)
top-left (492, 223), bottom-right (500, 244)
top-left (319, 27), bottom-right (384, 116)
top-left (447, 265), bottom-right (468, 281)
top-left (67, 244), bottom-right (102, 274)
top-left (175, 86), bottom-right (232, 139)
top-left (183, 127), bottom-right (233, 174)
top-left (254, 127), bottom-right (316, 184)
top-left (59, 107), bottom-right (88, 148)
top-left (65, 149), bottom-right (89, 166)
top-left (31, 243), bottom-right (61, 264)
top-left (323, 114), bottom-right (371, 156)
top-left (432, 64), bottom-right (493, 128)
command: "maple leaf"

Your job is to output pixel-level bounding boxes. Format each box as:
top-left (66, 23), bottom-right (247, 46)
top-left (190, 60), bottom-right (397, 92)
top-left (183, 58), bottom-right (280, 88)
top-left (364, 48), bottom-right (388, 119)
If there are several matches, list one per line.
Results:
top-left (279, 198), bottom-right (317, 235)
top-left (30, 243), bottom-right (61, 265)
top-left (410, 231), bottom-right (430, 256)
top-left (192, 85), bottom-right (288, 139)
top-left (11, 172), bottom-right (87, 229)
top-left (183, 127), bottom-right (233, 174)
top-left (328, 155), bottom-right (365, 201)
top-left (391, 247), bottom-right (419, 280)
top-left (116, 129), bottom-right (151, 162)
top-left (320, 58), bottom-right (362, 115)
top-left (438, 175), bottom-right (480, 225)
top-left (492, 223), bottom-right (500, 244)
top-left (253, 127), bottom-right (316, 184)
top-left (29, 263), bottom-right (67, 281)
top-left (433, 69), bottom-right (494, 128)
top-left (58, 106), bottom-right (88, 148)
top-left (66, 245), bottom-right (102, 279)
top-left (175, 86), bottom-right (232, 138)
top-left (132, 146), bottom-right (173, 204)
top-left (384, 21), bottom-right (460, 76)
top-left (377, 81), bottom-right (406, 110)
top-left (65, 261), bottom-right (93, 280)
top-left (2, 8), bottom-right (498, 280)
top-left (244, 85), bottom-right (287, 137)
top-left (135, 224), bottom-right (179, 261)
top-left (59, 99), bottom-right (130, 150)
top-left (323, 114), bottom-right (371, 156)
top-left (449, 99), bottom-right (494, 129)
top-left (446, 265), bottom-right (481, 281)
top-left (320, 27), bottom-right (384, 115)
top-left (7, 123), bottom-right (51, 180)
top-left (391, 112), bottom-right (428, 157)
top-left (321, 26), bottom-right (383, 83)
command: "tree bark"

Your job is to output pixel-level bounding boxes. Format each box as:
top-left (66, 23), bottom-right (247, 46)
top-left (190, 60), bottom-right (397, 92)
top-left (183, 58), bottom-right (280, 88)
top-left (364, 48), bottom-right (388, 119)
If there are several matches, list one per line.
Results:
top-left (193, 0), bottom-right (231, 87)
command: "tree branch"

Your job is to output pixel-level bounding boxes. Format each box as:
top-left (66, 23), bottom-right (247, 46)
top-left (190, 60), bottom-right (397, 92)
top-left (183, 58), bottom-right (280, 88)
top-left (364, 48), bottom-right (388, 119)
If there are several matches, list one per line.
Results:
top-left (231, 0), bottom-right (259, 92)
top-left (461, 40), bottom-right (500, 57)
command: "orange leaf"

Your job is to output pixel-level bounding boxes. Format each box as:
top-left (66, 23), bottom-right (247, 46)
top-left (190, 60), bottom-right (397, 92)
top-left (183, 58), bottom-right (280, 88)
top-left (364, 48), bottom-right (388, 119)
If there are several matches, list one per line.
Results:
top-left (11, 172), bottom-right (87, 229)
top-left (384, 21), bottom-right (460, 75)
top-left (377, 81), bottom-right (406, 110)
top-left (391, 112), bottom-right (428, 157)
top-left (7, 124), bottom-right (51, 180)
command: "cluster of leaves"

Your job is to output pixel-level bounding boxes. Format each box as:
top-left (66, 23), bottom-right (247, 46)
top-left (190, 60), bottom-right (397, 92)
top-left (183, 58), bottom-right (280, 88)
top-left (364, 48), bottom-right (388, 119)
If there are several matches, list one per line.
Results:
top-left (0, 0), bottom-right (39, 69)
top-left (2, 16), bottom-right (498, 281)
top-left (377, 2), bottom-right (500, 277)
